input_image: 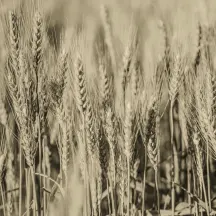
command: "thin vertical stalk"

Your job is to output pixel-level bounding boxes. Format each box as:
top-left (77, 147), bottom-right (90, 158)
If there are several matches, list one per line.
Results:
top-left (142, 147), bottom-right (147, 216)
top-left (82, 114), bottom-right (89, 216)
top-left (19, 147), bottom-right (22, 216)
top-left (155, 168), bottom-right (160, 216)
top-left (193, 168), bottom-right (199, 216)
top-left (169, 101), bottom-right (175, 216)
top-left (156, 115), bottom-right (160, 215)
top-left (206, 142), bottom-right (211, 212)
top-left (127, 159), bottom-right (130, 216)
top-left (1, 184), bottom-right (6, 216)
top-left (30, 166), bottom-right (39, 216)
top-left (109, 175), bottom-right (116, 216)
top-left (84, 170), bottom-right (88, 216)
top-left (200, 185), bottom-right (203, 216)
top-left (195, 138), bottom-right (209, 215)
top-left (107, 180), bottom-right (111, 216)
top-left (201, 171), bottom-right (210, 215)
top-left (26, 168), bottom-right (31, 216)
top-left (38, 119), bottom-right (42, 216)
top-left (121, 173), bottom-right (125, 216)
top-left (42, 137), bottom-right (46, 215)
top-left (187, 153), bottom-right (192, 214)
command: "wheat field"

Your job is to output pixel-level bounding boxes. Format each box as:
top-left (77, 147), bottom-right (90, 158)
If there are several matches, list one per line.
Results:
top-left (1, 0), bottom-right (216, 216)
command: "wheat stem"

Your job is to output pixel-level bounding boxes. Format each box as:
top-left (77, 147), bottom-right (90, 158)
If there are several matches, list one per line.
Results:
top-left (127, 159), bottom-right (130, 216)
top-left (107, 179), bottom-right (111, 216)
top-left (1, 184), bottom-right (6, 216)
top-left (109, 176), bottom-right (116, 216)
top-left (19, 147), bottom-right (22, 216)
top-left (155, 168), bottom-right (160, 215)
top-left (206, 141), bottom-right (211, 213)
top-left (155, 116), bottom-right (160, 215)
top-left (30, 166), bottom-right (39, 216)
top-left (142, 146), bottom-right (147, 216)
top-left (187, 153), bottom-right (192, 214)
top-left (169, 101), bottom-right (175, 216)
top-left (26, 168), bottom-right (31, 216)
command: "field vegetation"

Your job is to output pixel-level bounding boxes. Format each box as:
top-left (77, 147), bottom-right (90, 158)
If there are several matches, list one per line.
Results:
top-left (0, 0), bottom-right (216, 215)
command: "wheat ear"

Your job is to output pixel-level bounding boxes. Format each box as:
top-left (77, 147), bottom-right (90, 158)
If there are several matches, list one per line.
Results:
top-left (8, 11), bottom-right (19, 74)
top-left (100, 5), bottom-right (116, 72)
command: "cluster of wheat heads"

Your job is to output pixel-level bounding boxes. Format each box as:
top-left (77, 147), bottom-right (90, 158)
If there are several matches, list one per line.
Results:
top-left (1, 3), bottom-right (216, 216)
